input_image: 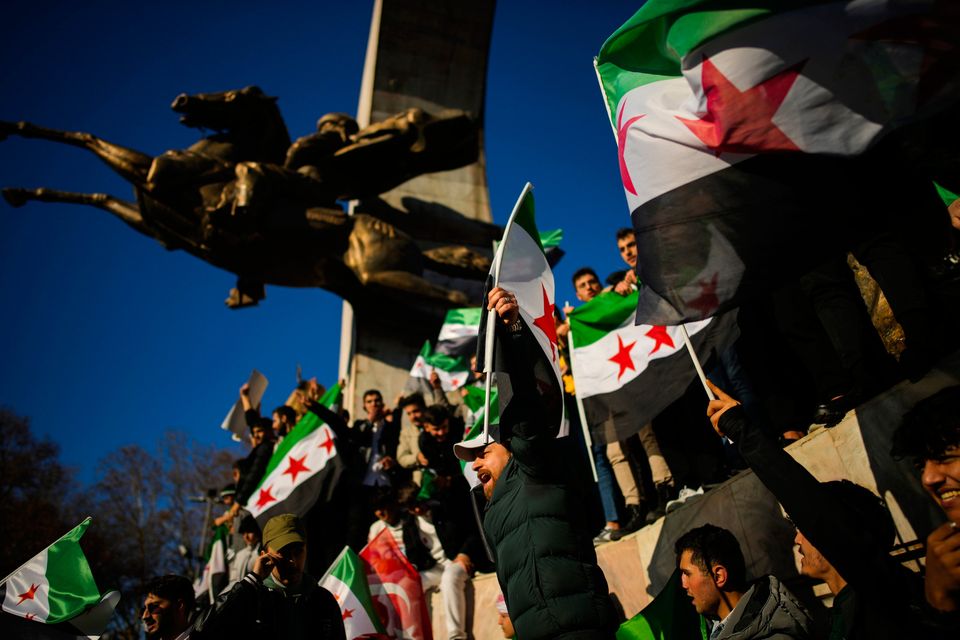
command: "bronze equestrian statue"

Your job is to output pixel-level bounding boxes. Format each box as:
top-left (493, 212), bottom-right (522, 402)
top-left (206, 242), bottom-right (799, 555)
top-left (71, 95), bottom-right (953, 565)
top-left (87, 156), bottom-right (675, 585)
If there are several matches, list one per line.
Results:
top-left (0, 86), bottom-right (496, 314)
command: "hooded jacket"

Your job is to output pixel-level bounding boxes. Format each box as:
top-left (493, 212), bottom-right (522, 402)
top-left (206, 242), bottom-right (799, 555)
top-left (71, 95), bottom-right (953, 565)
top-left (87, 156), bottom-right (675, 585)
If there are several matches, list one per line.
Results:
top-left (713, 575), bottom-right (811, 640)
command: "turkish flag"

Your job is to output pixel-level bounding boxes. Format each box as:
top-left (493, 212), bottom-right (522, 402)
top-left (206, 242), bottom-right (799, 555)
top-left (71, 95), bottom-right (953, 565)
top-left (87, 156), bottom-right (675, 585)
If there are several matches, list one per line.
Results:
top-left (359, 528), bottom-right (433, 640)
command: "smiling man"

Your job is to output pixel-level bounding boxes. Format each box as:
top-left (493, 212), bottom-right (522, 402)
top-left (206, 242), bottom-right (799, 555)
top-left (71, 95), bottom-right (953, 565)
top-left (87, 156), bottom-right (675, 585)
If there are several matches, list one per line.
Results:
top-left (893, 385), bottom-right (960, 614)
top-left (453, 287), bottom-right (618, 640)
top-left (675, 524), bottom-right (810, 640)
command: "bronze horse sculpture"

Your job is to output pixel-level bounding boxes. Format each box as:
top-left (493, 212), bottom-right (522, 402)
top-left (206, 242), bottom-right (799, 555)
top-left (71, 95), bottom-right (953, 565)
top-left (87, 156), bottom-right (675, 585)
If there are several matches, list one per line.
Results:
top-left (1, 86), bottom-right (494, 313)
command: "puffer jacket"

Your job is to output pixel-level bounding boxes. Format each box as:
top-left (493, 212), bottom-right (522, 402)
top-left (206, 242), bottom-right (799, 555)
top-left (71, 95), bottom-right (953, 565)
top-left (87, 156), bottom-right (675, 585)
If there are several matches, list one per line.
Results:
top-left (713, 575), bottom-right (812, 640)
top-left (483, 322), bottom-right (618, 640)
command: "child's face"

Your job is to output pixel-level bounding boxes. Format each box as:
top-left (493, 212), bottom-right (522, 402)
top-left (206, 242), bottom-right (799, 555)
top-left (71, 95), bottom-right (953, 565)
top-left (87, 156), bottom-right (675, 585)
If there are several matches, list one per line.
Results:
top-left (425, 420), bottom-right (449, 442)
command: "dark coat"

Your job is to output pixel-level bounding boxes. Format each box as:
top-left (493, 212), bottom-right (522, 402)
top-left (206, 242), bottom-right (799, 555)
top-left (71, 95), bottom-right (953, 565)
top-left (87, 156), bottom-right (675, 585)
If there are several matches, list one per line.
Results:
top-left (192, 572), bottom-right (345, 640)
top-left (483, 323), bottom-right (618, 640)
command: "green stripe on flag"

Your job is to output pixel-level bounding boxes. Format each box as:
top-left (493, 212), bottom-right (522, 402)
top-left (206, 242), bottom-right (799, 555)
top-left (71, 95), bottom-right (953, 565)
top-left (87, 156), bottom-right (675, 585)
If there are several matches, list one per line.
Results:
top-left (510, 187), bottom-right (545, 255)
top-left (568, 290), bottom-right (638, 348)
top-left (255, 383), bottom-right (341, 491)
top-left (420, 340), bottom-right (470, 371)
top-left (44, 518), bottom-right (102, 624)
top-left (596, 1), bottom-right (834, 117)
top-left (443, 307), bottom-right (483, 326)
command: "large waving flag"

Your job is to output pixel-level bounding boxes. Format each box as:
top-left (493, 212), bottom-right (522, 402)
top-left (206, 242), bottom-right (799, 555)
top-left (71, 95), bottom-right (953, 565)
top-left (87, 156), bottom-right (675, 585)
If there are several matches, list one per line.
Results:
top-left (360, 528), bottom-right (432, 640)
top-left (0, 518), bottom-right (118, 639)
top-left (245, 383), bottom-right (344, 526)
top-left (596, 0), bottom-right (960, 324)
top-left (569, 290), bottom-right (736, 442)
top-left (320, 547), bottom-right (388, 640)
top-left (490, 182), bottom-right (566, 436)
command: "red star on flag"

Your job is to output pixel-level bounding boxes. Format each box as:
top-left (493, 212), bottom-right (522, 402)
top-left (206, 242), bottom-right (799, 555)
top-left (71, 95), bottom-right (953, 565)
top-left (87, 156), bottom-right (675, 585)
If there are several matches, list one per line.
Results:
top-left (342, 608), bottom-right (354, 620)
top-left (608, 334), bottom-right (638, 381)
top-left (317, 432), bottom-right (334, 455)
top-left (282, 455), bottom-right (311, 484)
top-left (16, 583), bottom-right (39, 606)
top-left (617, 107), bottom-right (645, 195)
top-left (685, 273), bottom-right (720, 317)
top-left (254, 485), bottom-right (277, 509)
top-left (531, 283), bottom-right (558, 361)
top-left (677, 57), bottom-right (803, 156)
top-left (645, 325), bottom-right (675, 355)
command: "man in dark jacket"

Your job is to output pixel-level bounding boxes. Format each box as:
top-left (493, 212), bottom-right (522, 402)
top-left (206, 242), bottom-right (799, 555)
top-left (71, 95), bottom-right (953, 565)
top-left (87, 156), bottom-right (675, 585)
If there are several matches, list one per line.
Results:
top-left (706, 380), bottom-right (952, 639)
top-left (453, 286), bottom-right (619, 640)
top-left (192, 513), bottom-right (345, 640)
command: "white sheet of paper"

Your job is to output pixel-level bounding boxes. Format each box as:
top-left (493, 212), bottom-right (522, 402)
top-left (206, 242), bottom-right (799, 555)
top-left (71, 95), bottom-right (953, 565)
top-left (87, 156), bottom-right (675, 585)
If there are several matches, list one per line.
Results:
top-left (221, 369), bottom-right (268, 442)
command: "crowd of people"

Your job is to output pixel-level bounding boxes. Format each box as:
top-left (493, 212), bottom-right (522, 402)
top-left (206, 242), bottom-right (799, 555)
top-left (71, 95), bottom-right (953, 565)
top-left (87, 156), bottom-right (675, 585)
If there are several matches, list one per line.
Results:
top-left (134, 222), bottom-right (960, 640)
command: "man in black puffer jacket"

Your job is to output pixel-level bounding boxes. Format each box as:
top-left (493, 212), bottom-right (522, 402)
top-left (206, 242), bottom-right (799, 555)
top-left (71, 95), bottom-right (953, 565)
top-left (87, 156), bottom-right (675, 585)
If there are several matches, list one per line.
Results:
top-left (454, 286), bottom-right (618, 640)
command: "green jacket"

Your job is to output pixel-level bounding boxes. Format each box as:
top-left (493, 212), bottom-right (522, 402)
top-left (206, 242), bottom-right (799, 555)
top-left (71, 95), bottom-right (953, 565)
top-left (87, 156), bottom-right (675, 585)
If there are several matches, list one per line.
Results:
top-left (483, 324), bottom-right (618, 640)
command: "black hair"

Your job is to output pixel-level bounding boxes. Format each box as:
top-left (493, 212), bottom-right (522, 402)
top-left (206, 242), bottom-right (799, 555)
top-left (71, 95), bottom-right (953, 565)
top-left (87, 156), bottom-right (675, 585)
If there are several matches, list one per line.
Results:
top-left (615, 227), bottom-right (635, 241)
top-left (819, 481), bottom-right (895, 549)
top-left (251, 416), bottom-right (273, 432)
top-left (363, 389), bottom-right (383, 401)
top-left (372, 486), bottom-right (398, 513)
top-left (237, 514), bottom-right (260, 536)
top-left (273, 405), bottom-right (297, 423)
top-left (892, 385), bottom-right (960, 463)
top-left (144, 574), bottom-right (195, 611)
top-left (423, 404), bottom-right (451, 427)
top-left (674, 524), bottom-right (747, 592)
top-left (572, 267), bottom-right (599, 286)
top-left (398, 393), bottom-right (426, 410)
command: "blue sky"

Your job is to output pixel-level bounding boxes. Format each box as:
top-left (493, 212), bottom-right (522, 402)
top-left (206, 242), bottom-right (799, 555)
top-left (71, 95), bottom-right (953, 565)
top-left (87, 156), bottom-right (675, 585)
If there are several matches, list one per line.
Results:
top-left (0, 1), bottom-right (639, 482)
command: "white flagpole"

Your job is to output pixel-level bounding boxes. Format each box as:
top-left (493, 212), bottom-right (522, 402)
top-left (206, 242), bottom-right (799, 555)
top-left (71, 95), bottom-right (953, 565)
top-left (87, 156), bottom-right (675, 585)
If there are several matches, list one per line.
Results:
top-left (678, 324), bottom-right (715, 401)
top-left (565, 312), bottom-right (599, 482)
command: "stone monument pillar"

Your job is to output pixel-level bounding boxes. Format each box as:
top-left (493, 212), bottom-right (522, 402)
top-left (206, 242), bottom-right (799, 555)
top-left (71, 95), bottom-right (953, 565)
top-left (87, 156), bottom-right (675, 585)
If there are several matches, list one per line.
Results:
top-left (339, 0), bottom-right (496, 415)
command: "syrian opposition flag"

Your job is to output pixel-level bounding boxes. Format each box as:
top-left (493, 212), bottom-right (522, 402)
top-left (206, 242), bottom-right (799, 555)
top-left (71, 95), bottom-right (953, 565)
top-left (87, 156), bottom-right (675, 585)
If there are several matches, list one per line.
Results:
top-left (245, 383), bottom-right (344, 526)
top-left (360, 528), bottom-right (433, 640)
top-left (596, 0), bottom-right (960, 325)
top-left (407, 341), bottom-right (471, 392)
top-left (489, 182), bottom-right (566, 436)
top-left (434, 308), bottom-right (482, 357)
top-left (320, 547), bottom-right (388, 640)
top-left (568, 290), bottom-right (737, 443)
top-left (0, 518), bottom-right (118, 638)
top-left (194, 525), bottom-right (229, 602)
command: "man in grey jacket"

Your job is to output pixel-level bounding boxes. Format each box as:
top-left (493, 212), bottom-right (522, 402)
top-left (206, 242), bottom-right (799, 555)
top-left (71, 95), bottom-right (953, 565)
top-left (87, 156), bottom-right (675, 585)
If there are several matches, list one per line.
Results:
top-left (676, 524), bottom-right (811, 640)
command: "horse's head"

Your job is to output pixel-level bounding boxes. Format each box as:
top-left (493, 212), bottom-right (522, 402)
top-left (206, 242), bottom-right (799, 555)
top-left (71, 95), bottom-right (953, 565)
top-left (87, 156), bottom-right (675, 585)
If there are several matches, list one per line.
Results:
top-left (171, 86), bottom-right (278, 132)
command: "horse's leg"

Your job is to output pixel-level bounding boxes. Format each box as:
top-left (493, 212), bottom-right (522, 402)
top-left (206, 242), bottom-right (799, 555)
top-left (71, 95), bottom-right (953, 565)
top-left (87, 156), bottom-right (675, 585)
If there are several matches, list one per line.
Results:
top-left (2, 187), bottom-right (148, 233)
top-left (0, 121), bottom-right (152, 184)
top-left (361, 270), bottom-right (470, 306)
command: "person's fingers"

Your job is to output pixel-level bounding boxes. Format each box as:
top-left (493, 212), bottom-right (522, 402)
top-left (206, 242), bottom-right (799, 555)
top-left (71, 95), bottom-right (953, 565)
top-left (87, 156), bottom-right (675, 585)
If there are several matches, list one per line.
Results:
top-left (929, 522), bottom-right (960, 543)
top-left (705, 378), bottom-right (731, 400)
top-left (706, 399), bottom-right (727, 417)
